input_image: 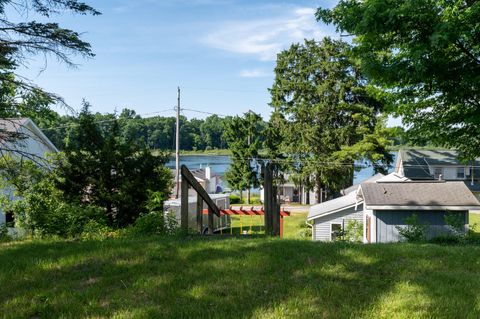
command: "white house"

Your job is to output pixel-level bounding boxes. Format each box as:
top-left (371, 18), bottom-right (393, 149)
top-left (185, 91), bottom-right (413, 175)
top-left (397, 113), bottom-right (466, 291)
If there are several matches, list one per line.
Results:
top-left (0, 118), bottom-right (58, 227)
top-left (307, 172), bottom-right (480, 243)
top-left (395, 148), bottom-right (480, 198)
top-left (172, 166), bottom-right (223, 198)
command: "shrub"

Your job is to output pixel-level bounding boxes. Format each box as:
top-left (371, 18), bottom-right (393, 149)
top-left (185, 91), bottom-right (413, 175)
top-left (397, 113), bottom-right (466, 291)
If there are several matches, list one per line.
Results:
top-left (80, 220), bottom-right (112, 240)
top-left (0, 224), bottom-right (11, 243)
top-left (229, 194), bottom-right (241, 204)
top-left (298, 221), bottom-right (312, 239)
top-left (344, 220), bottom-right (363, 242)
top-left (131, 211), bottom-right (179, 236)
top-left (9, 175), bottom-right (106, 238)
top-left (444, 212), bottom-right (465, 237)
top-left (396, 214), bottom-right (427, 242)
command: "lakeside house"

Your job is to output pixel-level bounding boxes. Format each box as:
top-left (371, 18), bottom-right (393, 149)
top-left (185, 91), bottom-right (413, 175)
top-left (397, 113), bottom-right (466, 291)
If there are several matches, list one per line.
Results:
top-left (395, 149), bottom-right (480, 198)
top-left (0, 118), bottom-right (59, 227)
top-left (308, 149), bottom-right (480, 243)
top-left (172, 166), bottom-right (223, 198)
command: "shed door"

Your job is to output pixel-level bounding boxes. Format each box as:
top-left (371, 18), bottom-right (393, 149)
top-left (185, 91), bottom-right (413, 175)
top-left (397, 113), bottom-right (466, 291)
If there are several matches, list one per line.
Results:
top-left (366, 215), bottom-right (371, 243)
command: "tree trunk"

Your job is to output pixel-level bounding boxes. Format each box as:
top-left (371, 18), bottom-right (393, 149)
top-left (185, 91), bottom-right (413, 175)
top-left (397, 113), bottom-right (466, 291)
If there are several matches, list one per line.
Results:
top-left (247, 188), bottom-right (251, 204)
top-left (316, 177), bottom-right (322, 204)
top-left (299, 182), bottom-right (303, 204)
top-left (240, 190), bottom-right (243, 203)
top-left (306, 189), bottom-right (310, 205)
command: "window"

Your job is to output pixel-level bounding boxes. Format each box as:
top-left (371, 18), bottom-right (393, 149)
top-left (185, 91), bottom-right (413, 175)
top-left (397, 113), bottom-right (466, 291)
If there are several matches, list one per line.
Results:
top-left (331, 223), bottom-right (343, 241)
top-left (5, 211), bottom-right (14, 227)
top-left (434, 167), bottom-right (443, 180)
top-left (457, 167), bottom-right (465, 179)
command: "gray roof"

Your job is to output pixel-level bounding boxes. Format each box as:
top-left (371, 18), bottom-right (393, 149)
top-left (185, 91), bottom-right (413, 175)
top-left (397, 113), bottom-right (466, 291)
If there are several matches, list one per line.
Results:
top-left (341, 173), bottom-right (384, 195)
top-left (361, 181), bottom-right (480, 209)
top-left (308, 191), bottom-right (360, 220)
top-left (0, 118), bottom-right (28, 132)
top-left (398, 149), bottom-right (480, 180)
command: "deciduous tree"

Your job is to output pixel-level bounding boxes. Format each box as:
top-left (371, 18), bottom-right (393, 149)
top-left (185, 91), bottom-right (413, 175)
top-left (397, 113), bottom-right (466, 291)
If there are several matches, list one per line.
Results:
top-left (317, 0), bottom-right (480, 160)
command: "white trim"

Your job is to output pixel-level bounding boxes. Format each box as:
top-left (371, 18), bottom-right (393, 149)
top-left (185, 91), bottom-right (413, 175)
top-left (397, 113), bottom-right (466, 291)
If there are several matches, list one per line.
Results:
top-left (23, 119), bottom-right (59, 153)
top-left (365, 205), bottom-right (480, 211)
top-left (307, 202), bottom-right (362, 221)
top-left (329, 222), bottom-right (343, 241)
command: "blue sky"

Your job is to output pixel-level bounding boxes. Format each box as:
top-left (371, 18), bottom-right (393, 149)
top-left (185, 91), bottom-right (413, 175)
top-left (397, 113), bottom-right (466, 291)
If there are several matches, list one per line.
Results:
top-left (17, 0), bottom-right (340, 120)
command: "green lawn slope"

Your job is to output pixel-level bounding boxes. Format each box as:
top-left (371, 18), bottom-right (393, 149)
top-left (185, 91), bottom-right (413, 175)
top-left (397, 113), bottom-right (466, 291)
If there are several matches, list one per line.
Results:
top-left (0, 213), bottom-right (479, 318)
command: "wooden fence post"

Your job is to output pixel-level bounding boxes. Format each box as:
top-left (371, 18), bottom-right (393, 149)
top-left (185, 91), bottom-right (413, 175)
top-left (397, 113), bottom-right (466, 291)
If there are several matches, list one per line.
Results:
top-left (181, 179), bottom-right (189, 234)
top-left (196, 193), bottom-right (203, 234)
top-left (208, 207), bottom-right (214, 235)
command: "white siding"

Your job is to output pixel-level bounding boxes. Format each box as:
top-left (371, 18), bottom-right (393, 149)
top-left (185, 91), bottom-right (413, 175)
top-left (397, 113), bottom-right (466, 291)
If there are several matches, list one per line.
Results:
top-left (428, 166), bottom-right (468, 180)
top-left (363, 208), bottom-right (376, 243)
top-left (312, 204), bottom-right (363, 241)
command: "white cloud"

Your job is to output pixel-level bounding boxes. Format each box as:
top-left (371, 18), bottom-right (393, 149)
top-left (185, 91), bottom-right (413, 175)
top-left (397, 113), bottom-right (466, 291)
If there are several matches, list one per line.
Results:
top-left (239, 68), bottom-right (271, 78)
top-left (202, 7), bottom-right (332, 61)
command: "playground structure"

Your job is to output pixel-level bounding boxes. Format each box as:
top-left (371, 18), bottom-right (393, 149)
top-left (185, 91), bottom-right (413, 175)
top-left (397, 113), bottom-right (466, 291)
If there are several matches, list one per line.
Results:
top-left (202, 207), bottom-right (291, 238)
top-left (180, 164), bottom-right (289, 237)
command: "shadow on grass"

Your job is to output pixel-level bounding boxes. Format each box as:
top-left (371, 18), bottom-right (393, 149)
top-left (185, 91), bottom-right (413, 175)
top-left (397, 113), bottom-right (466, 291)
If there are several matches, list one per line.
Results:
top-left (0, 237), bottom-right (479, 318)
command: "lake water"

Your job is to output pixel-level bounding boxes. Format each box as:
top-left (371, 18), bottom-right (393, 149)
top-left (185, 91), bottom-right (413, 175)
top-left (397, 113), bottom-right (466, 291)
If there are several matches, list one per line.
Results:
top-left (167, 153), bottom-right (397, 191)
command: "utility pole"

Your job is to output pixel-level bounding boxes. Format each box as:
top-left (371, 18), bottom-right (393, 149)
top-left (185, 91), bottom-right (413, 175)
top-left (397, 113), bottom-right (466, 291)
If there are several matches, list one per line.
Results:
top-left (175, 87), bottom-right (181, 198)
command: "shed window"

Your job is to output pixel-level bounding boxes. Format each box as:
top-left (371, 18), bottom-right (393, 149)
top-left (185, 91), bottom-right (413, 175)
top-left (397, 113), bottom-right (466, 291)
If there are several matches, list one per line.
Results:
top-left (456, 167), bottom-right (465, 179)
top-left (434, 168), bottom-right (443, 180)
top-left (331, 223), bottom-right (343, 241)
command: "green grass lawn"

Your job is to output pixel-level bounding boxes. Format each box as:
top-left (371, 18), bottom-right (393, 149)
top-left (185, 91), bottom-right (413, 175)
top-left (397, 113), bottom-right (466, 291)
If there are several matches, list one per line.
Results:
top-left (0, 213), bottom-right (479, 318)
top-left (470, 212), bottom-right (480, 229)
top-left (229, 212), bottom-right (308, 239)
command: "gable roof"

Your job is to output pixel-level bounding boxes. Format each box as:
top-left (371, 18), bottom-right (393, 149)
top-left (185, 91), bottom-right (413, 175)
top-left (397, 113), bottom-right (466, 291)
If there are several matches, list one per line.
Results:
top-left (397, 149), bottom-right (480, 180)
top-left (307, 190), bottom-right (361, 221)
top-left (360, 181), bottom-right (480, 210)
top-left (0, 118), bottom-right (58, 153)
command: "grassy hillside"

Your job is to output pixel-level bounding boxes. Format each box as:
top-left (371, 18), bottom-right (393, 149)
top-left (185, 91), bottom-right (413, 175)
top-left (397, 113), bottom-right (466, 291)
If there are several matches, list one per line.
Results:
top-left (0, 213), bottom-right (478, 318)
top-left (1, 239), bottom-right (480, 318)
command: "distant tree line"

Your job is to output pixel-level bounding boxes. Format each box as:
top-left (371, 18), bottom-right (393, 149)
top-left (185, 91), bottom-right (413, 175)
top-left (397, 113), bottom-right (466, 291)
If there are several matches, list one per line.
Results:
top-left (29, 108), bottom-right (252, 152)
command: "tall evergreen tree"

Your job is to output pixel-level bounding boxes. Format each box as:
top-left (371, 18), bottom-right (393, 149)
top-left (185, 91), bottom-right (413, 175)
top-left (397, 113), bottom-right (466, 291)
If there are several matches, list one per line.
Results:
top-left (224, 111), bottom-right (262, 203)
top-left (270, 38), bottom-right (392, 202)
top-left (56, 103), bottom-right (172, 227)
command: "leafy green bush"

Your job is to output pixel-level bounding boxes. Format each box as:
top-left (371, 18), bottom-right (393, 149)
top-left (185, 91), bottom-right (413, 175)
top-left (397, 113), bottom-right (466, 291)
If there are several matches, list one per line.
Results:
top-left (344, 220), bottom-right (363, 242)
top-left (444, 212), bottom-right (465, 237)
top-left (0, 225), bottom-right (11, 243)
top-left (298, 221), bottom-right (312, 239)
top-left (80, 220), bottom-right (112, 240)
top-left (131, 211), bottom-right (179, 236)
top-left (228, 194), bottom-right (261, 205)
top-left (9, 175), bottom-right (105, 238)
top-left (396, 214), bottom-right (427, 242)
top-left (229, 194), bottom-right (241, 204)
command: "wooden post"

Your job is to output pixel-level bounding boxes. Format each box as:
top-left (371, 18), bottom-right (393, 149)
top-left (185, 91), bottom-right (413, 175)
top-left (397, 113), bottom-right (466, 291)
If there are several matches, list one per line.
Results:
top-left (280, 215), bottom-right (284, 238)
top-left (208, 207), bottom-right (214, 235)
top-left (181, 179), bottom-right (189, 234)
top-left (272, 185), bottom-right (280, 236)
top-left (263, 163), bottom-right (272, 236)
top-left (196, 193), bottom-right (203, 234)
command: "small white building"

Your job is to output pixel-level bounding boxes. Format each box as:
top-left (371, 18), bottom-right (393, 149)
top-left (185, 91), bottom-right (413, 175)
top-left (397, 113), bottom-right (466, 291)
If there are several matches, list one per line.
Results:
top-left (0, 118), bottom-right (58, 227)
top-left (307, 173), bottom-right (480, 243)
